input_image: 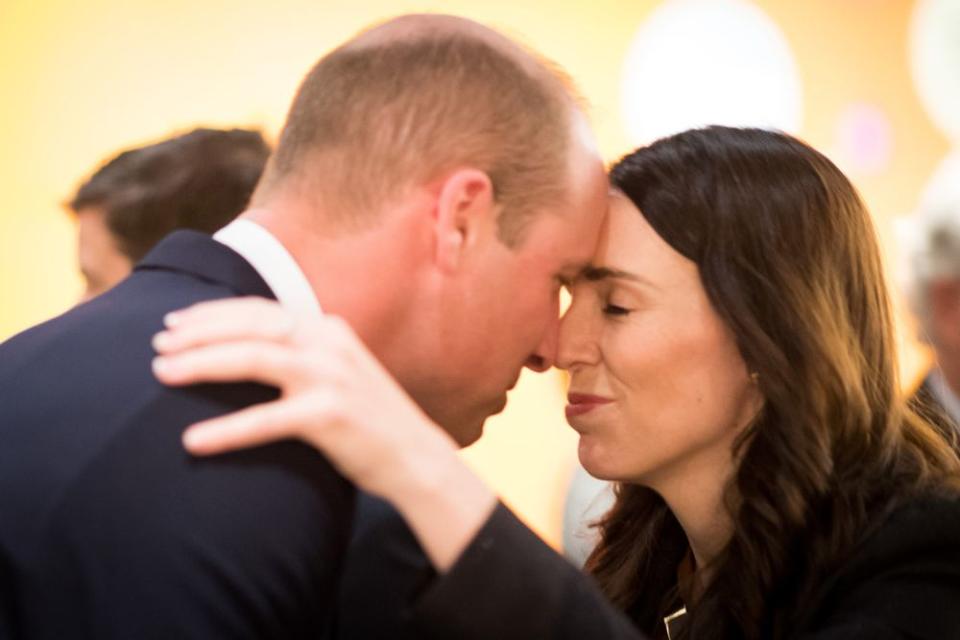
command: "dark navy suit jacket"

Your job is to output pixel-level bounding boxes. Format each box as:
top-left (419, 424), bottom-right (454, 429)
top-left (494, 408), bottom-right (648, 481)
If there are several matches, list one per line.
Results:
top-left (0, 231), bottom-right (354, 639)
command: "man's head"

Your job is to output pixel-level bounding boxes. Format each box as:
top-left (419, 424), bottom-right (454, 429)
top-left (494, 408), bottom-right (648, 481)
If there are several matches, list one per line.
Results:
top-left (255, 14), bottom-right (587, 245)
top-left (905, 194), bottom-right (960, 377)
top-left (69, 128), bottom-right (271, 300)
top-left (254, 15), bottom-right (607, 445)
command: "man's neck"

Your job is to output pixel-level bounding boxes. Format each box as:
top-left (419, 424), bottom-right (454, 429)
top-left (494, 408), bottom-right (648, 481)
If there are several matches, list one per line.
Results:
top-left (237, 205), bottom-right (426, 364)
top-left (214, 216), bottom-right (321, 317)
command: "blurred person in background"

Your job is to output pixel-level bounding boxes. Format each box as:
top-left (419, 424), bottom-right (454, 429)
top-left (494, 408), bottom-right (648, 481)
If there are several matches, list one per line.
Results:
top-left (903, 193), bottom-right (960, 450)
top-left (68, 127), bottom-right (270, 301)
top-left (158, 127), bottom-right (960, 640)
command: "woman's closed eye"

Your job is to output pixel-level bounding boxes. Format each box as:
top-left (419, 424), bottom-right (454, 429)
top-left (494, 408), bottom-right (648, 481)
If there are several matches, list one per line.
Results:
top-left (602, 302), bottom-right (631, 317)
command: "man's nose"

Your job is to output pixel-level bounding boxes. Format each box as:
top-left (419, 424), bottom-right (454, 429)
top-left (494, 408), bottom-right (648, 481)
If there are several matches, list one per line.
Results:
top-left (524, 313), bottom-right (560, 373)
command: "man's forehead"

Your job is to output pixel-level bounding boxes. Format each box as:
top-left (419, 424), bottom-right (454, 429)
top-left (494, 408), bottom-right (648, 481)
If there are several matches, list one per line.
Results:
top-left (540, 221), bottom-right (602, 275)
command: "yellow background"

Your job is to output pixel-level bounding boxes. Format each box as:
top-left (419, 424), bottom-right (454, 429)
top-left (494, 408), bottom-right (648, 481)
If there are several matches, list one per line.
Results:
top-left (0, 0), bottom-right (948, 548)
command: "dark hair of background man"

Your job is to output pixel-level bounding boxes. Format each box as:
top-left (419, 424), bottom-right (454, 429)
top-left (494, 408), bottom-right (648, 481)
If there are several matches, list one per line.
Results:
top-left (69, 127), bottom-right (271, 262)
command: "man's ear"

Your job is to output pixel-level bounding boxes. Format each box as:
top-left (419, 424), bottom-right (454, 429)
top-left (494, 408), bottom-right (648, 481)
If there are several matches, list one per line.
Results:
top-left (433, 168), bottom-right (495, 272)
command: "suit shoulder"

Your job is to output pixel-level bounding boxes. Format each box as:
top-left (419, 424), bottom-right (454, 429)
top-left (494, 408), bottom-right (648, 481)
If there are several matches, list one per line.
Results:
top-left (798, 491), bottom-right (960, 638)
top-left (859, 490), bottom-right (960, 558)
top-left (22, 393), bottom-right (355, 636)
top-left (51, 388), bottom-right (354, 536)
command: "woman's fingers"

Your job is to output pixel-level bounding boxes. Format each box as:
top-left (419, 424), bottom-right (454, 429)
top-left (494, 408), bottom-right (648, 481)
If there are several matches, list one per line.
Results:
top-left (153, 341), bottom-right (306, 388)
top-left (156, 297), bottom-right (297, 354)
top-left (154, 302), bottom-right (433, 493)
top-left (165, 297), bottom-right (280, 328)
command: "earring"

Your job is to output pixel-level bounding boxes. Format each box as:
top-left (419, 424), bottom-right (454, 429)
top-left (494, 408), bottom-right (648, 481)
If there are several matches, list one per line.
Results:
top-left (749, 372), bottom-right (760, 384)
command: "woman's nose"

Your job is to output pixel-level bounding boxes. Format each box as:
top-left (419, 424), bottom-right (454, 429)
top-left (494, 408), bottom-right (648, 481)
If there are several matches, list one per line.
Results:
top-left (556, 297), bottom-right (598, 371)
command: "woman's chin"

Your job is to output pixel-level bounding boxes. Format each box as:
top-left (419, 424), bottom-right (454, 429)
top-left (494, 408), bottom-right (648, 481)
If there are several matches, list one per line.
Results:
top-left (578, 438), bottom-right (620, 482)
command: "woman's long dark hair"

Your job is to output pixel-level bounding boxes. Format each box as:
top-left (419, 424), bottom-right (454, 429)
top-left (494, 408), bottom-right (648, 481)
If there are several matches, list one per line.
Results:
top-left (585, 127), bottom-right (960, 639)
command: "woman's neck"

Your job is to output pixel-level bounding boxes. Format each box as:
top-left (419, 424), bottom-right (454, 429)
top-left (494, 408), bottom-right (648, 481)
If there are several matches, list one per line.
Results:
top-left (649, 449), bottom-right (738, 582)
top-left (672, 489), bottom-right (731, 581)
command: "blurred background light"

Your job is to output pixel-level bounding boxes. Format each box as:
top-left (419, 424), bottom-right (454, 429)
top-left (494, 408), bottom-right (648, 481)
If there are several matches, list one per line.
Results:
top-left (620, 0), bottom-right (802, 145)
top-left (562, 465), bottom-right (612, 567)
top-left (910, 0), bottom-right (960, 141)
top-left (833, 102), bottom-right (894, 177)
top-left (918, 149), bottom-right (960, 211)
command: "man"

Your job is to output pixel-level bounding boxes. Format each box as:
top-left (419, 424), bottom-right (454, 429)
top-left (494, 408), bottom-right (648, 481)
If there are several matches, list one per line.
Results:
top-left (68, 127), bottom-right (270, 301)
top-left (0, 14), bottom-right (607, 638)
top-left (904, 192), bottom-right (960, 451)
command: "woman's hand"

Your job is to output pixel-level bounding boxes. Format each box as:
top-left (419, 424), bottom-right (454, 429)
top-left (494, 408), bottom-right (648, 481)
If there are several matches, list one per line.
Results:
top-left (151, 297), bottom-right (496, 570)
top-left (152, 297), bottom-right (447, 498)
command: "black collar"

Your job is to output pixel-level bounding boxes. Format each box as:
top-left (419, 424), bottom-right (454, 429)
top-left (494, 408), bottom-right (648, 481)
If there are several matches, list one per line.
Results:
top-left (135, 230), bottom-right (276, 300)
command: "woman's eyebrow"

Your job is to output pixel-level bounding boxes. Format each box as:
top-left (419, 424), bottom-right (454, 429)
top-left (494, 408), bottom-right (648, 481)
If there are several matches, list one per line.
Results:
top-left (580, 265), bottom-right (660, 290)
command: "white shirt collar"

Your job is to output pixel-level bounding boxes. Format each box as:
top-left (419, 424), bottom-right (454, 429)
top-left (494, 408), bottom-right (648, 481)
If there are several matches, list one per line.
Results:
top-left (213, 218), bottom-right (322, 317)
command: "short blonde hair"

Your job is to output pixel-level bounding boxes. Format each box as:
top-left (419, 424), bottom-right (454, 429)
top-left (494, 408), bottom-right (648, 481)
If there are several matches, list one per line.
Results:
top-left (260, 31), bottom-right (575, 245)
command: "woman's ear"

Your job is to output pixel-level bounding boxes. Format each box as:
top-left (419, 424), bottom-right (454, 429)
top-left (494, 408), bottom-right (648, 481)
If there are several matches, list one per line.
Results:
top-left (433, 168), bottom-right (495, 273)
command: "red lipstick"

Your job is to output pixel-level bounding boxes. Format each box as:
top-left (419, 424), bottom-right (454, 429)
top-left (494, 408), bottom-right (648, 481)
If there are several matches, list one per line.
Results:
top-left (565, 393), bottom-right (613, 418)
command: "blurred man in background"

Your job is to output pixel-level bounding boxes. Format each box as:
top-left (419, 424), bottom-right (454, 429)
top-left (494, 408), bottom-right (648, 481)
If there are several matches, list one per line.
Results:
top-left (904, 192), bottom-right (960, 450)
top-left (68, 127), bottom-right (270, 300)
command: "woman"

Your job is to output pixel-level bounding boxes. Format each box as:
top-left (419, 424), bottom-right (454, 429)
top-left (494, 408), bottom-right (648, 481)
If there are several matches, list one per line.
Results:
top-left (154, 127), bottom-right (960, 639)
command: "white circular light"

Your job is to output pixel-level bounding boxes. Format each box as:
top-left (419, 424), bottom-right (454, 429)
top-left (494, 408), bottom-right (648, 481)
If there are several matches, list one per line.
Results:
top-left (621, 0), bottom-right (803, 145)
top-left (910, 0), bottom-right (960, 141)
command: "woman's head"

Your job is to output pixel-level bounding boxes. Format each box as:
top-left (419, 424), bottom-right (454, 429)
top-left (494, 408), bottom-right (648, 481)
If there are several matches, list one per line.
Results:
top-left (559, 189), bottom-right (762, 491)
top-left (562, 125), bottom-right (895, 494)
top-left (577, 127), bottom-right (959, 638)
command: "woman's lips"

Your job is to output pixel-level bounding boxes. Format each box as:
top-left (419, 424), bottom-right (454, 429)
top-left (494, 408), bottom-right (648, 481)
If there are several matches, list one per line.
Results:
top-left (565, 393), bottom-right (613, 419)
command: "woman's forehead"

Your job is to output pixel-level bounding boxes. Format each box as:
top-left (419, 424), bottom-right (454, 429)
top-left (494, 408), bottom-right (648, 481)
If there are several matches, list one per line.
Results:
top-left (592, 194), bottom-right (700, 288)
